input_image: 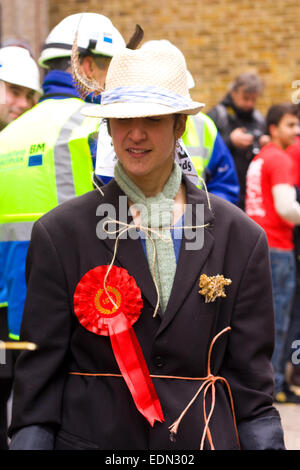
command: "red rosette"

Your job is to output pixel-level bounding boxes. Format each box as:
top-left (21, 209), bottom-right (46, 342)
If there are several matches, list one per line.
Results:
top-left (73, 265), bottom-right (164, 426)
top-left (73, 265), bottom-right (143, 336)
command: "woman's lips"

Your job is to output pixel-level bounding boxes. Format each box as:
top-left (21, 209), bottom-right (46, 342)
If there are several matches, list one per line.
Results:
top-left (127, 148), bottom-right (151, 158)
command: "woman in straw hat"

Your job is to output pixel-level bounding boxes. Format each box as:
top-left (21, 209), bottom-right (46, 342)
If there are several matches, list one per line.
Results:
top-left (9, 43), bottom-right (284, 450)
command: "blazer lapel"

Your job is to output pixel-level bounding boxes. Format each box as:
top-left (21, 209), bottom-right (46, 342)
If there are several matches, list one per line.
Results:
top-left (95, 176), bottom-right (215, 327)
top-left (95, 180), bottom-right (160, 312)
top-left (156, 177), bottom-right (215, 335)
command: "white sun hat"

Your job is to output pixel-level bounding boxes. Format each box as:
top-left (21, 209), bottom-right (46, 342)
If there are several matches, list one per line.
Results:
top-left (82, 41), bottom-right (204, 119)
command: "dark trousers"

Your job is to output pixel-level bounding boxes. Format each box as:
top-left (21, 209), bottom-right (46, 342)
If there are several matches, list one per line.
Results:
top-left (284, 271), bottom-right (300, 368)
top-left (269, 249), bottom-right (296, 393)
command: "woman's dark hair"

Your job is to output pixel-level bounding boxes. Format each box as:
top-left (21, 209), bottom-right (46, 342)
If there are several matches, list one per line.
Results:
top-left (266, 103), bottom-right (299, 134)
top-left (105, 114), bottom-right (184, 136)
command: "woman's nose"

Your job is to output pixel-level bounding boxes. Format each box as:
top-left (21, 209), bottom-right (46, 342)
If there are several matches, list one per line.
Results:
top-left (128, 120), bottom-right (147, 141)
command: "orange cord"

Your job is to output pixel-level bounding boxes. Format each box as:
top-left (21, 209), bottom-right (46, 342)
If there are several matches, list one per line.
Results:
top-left (69, 326), bottom-right (240, 450)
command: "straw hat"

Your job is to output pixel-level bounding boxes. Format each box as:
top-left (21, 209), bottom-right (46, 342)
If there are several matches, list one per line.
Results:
top-left (82, 41), bottom-right (204, 118)
top-left (141, 40), bottom-right (196, 89)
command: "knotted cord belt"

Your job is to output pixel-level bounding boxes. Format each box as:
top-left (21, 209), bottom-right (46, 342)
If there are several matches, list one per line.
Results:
top-left (69, 326), bottom-right (240, 450)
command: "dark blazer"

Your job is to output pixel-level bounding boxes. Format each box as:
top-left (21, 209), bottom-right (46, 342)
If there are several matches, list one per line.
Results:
top-left (10, 176), bottom-right (284, 450)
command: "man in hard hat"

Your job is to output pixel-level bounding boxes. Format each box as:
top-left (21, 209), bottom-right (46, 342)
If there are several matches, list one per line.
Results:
top-left (0, 45), bottom-right (40, 450)
top-left (0, 12), bottom-right (126, 340)
top-left (0, 46), bottom-right (41, 130)
top-left (0, 13), bottom-right (130, 449)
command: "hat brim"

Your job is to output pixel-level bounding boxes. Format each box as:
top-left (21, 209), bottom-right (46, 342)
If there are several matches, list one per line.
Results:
top-left (81, 101), bottom-right (205, 119)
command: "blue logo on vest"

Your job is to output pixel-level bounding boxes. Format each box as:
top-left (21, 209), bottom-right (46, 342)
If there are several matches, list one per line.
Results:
top-left (28, 154), bottom-right (43, 167)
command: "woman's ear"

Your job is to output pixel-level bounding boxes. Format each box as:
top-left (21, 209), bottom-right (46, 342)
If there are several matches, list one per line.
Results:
top-left (174, 114), bottom-right (187, 139)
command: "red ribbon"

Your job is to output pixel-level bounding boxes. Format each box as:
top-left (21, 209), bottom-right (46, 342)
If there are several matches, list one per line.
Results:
top-left (73, 265), bottom-right (164, 426)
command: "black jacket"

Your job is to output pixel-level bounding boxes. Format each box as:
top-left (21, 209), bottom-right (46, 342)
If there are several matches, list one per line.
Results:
top-left (10, 177), bottom-right (284, 450)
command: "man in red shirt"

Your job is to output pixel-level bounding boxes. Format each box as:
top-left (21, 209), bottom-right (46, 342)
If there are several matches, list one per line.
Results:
top-left (246, 103), bottom-right (300, 403)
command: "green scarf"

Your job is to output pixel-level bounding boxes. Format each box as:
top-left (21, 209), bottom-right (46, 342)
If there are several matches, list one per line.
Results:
top-left (114, 161), bottom-right (182, 313)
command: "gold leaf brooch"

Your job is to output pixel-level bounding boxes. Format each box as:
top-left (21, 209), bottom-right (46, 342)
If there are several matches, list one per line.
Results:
top-left (199, 274), bottom-right (232, 303)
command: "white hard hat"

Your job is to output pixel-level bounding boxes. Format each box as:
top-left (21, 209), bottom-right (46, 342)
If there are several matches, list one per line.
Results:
top-left (39, 13), bottom-right (126, 68)
top-left (0, 46), bottom-right (41, 93)
top-left (141, 40), bottom-right (195, 89)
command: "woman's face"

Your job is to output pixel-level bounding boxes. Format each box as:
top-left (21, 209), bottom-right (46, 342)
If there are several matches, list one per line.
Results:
top-left (109, 114), bottom-right (186, 187)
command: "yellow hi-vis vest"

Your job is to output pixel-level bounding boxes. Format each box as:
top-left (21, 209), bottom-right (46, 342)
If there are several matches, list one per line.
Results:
top-left (182, 113), bottom-right (217, 182)
top-left (0, 98), bottom-right (98, 242)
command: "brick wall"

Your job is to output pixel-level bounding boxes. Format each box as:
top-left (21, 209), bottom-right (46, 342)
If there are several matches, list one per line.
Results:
top-left (1, 0), bottom-right (48, 60)
top-left (45, 0), bottom-right (300, 114)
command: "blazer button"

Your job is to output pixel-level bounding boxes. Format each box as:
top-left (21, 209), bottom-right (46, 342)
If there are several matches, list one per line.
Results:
top-left (154, 356), bottom-right (164, 367)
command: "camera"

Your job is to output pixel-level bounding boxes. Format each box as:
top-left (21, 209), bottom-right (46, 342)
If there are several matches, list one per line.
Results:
top-left (246, 129), bottom-right (263, 159)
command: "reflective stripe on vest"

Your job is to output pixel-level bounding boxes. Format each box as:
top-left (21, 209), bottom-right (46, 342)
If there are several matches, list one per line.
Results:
top-left (68, 116), bottom-right (98, 196)
top-left (0, 221), bottom-right (35, 242)
top-left (0, 99), bottom-right (97, 238)
top-left (54, 106), bottom-right (87, 205)
top-left (182, 113), bottom-right (217, 180)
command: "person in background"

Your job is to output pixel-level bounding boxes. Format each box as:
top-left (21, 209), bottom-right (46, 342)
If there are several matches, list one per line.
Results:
top-left (284, 133), bottom-right (300, 391)
top-left (0, 12), bottom-right (135, 449)
top-left (181, 112), bottom-right (240, 204)
top-left (246, 103), bottom-right (300, 403)
top-left (0, 45), bottom-right (41, 450)
top-left (0, 12), bottom-right (127, 343)
top-left (208, 73), bottom-right (269, 210)
top-left (0, 46), bottom-right (40, 131)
